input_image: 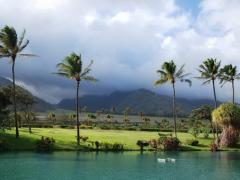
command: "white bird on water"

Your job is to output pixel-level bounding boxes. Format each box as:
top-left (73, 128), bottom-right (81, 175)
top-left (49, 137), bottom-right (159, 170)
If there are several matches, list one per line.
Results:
top-left (157, 158), bottom-right (176, 163)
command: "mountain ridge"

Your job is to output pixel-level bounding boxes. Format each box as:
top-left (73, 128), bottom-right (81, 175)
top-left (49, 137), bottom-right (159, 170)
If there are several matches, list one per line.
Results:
top-left (0, 76), bottom-right (54, 112)
top-left (57, 88), bottom-right (219, 116)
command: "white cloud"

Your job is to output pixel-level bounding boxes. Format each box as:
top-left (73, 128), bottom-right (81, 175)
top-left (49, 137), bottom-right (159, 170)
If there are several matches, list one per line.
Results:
top-left (0, 0), bottom-right (240, 103)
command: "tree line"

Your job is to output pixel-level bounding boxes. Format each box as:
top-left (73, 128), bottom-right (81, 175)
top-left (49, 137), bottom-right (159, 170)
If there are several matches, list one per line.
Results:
top-left (0, 25), bottom-right (239, 145)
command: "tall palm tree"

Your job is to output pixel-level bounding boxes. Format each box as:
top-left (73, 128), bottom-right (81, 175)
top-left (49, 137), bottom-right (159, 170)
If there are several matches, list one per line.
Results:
top-left (54, 53), bottom-right (97, 145)
top-left (154, 60), bottom-right (191, 137)
top-left (0, 26), bottom-right (35, 138)
top-left (196, 58), bottom-right (221, 139)
top-left (219, 64), bottom-right (240, 104)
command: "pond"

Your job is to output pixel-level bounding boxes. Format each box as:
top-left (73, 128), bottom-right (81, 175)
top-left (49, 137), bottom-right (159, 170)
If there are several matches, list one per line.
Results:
top-left (0, 151), bottom-right (240, 180)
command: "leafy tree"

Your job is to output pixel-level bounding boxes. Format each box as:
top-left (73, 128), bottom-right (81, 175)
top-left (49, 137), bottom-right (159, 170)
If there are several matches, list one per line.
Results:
top-left (0, 89), bottom-right (11, 130)
top-left (155, 60), bottom-right (191, 137)
top-left (212, 103), bottom-right (240, 147)
top-left (190, 105), bottom-right (214, 136)
top-left (219, 64), bottom-right (240, 104)
top-left (197, 58), bottom-right (221, 138)
top-left (54, 53), bottom-right (97, 145)
top-left (0, 26), bottom-right (35, 137)
top-left (17, 87), bottom-right (35, 133)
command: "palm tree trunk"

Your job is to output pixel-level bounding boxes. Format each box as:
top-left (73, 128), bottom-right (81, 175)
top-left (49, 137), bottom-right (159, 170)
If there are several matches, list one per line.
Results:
top-left (212, 80), bottom-right (218, 139)
top-left (232, 80), bottom-right (235, 104)
top-left (172, 83), bottom-right (177, 137)
top-left (76, 80), bottom-right (80, 145)
top-left (12, 59), bottom-right (19, 138)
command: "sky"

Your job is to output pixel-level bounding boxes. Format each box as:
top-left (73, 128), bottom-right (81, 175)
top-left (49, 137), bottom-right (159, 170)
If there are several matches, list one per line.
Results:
top-left (0, 0), bottom-right (240, 104)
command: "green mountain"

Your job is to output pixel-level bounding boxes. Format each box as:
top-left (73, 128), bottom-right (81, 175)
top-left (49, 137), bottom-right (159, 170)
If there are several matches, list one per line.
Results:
top-left (0, 76), bottom-right (54, 112)
top-left (57, 88), bottom-right (218, 117)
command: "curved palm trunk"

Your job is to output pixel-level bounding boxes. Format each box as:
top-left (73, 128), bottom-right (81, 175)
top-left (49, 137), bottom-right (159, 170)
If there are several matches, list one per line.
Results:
top-left (12, 59), bottom-right (19, 138)
top-left (172, 83), bottom-right (177, 137)
top-left (76, 81), bottom-right (80, 145)
top-left (212, 80), bottom-right (218, 139)
top-left (232, 79), bottom-right (235, 104)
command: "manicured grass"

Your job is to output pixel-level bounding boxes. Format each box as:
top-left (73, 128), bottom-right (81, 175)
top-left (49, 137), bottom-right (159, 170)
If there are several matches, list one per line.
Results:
top-left (1, 128), bottom-right (239, 151)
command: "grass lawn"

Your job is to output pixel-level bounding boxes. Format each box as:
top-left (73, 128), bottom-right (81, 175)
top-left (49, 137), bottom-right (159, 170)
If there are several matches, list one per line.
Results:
top-left (1, 128), bottom-right (239, 151)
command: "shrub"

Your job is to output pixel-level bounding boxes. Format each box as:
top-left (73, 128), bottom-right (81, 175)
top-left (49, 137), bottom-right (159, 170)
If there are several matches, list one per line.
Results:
top-left (95, 141), bottom-right (100, 150)
top-left (80, 125), bottom-right (93, 129)
top-left (100, 142), bottom-right (113, 150)
top-left (212, 103), bottom-right (240, 147)
top-left (160, 137), bottom-right (180, 151)
top-left (80, 136), bottom-right (89, 142)
top-left (36, 136), bottom-right (55, 152)
top-left (149, 139), bottom-right (158, 149)
top-left (136, 140), bottom-right (149, 151)
top-left (88, 114), bottom-right (96, 119)
top-left (112, 143), bottom-right (124, 151)
top-left (60, 125), bottom-right (75, 129)
top-left (186, 139), bottom-right (199, 146)
top-left (209, 142), bottom-right (218, 152)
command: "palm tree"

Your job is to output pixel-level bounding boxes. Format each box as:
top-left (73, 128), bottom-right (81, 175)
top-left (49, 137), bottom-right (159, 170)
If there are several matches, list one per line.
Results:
top-left (154, 60), bottom-right (191, 137)
top-left (54, 53), bottom-right (97, 145)
top-left (219, 64), bottom-right (240, 104)
top-left (0, 26), bottom-right (35, 138)
top-left (48, 112), bottom-right (56, 124)
top-left (196, 58), bottom-right (221, 139)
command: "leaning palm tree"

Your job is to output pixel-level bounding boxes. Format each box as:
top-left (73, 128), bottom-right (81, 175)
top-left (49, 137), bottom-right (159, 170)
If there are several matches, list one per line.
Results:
top-left (0, 26), bottom-right (35, 138)
top-left (196, 58), bottom-right (221, 139)
top-left (54, 53), bottom-right (97, 145)
top-left (154, 60), bottom-right (191, 137)
top-left (219, 64), bottom-right (240, 104)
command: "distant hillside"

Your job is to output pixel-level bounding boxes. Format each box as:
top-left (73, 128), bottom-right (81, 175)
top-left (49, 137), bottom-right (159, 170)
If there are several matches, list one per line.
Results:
top-left (57, 89), bottom-right (218, 117)
top-left (0, 76), bottom-right (54, 112)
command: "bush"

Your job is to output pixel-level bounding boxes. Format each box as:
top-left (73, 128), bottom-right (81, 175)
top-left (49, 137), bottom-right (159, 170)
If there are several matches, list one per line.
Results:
top-left (60, 125), bottom-right (75, 129)
top-left (160, 137), bottom-right (180, 151)
top-left (36, 136), bottom-right (55, 152)
top-left (209, 142), bottom-right (218, 152)
top-left (186, 139), bottom-right (199, 146)
top-left (80, 136), bottom-right (89, 142)
top-left (0, 139), bottom-right (10, 151)
top-left (80, 125), bottom-right (93, 129)
top-left (95, 141), bottom-right (100, 150)
top-left (88, 114), bottom-right (96, 119)
top-left (136, 140), bottom-right (149, 151)
top-left (112, 143), bottom-right (124, 151)
top-left (149, 139), bottom-right (158, 149)
top-left (212, 103), bottom-right (240, 147)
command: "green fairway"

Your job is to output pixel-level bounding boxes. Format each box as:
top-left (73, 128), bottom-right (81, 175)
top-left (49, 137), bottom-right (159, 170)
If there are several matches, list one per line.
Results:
top-left (1, 128), bottom-right (239, 151)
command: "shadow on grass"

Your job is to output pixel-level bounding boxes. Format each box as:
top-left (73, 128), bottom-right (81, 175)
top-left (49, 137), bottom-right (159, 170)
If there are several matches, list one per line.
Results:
top-left (0, 132), bottom-right (37, 151)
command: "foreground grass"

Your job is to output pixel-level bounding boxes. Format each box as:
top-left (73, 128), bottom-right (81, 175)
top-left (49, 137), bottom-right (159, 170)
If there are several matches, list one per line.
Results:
top-left (1, 128), bottom-right (239, 151)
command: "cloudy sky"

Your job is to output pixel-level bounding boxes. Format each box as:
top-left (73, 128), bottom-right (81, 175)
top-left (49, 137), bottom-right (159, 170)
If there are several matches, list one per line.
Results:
top-left (0, 0), bottom-right (240, 104)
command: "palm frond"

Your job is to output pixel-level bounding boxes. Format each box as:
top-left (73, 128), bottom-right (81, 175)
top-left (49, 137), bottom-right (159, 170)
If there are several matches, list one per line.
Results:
top-left (202, 79), bottom-right (211, 85)
top-left (19, 53), bottom-right (38, 57)
top-left (175, 64), bottom-right (185, 77)
top-left (154, 78), bottom-right (168, 86)
top-left (18, 40), bottom-right (29, 52)
top-left (82, 76), bottom-right (98, 82)
top-left (17, 29), bottom-right (26, 48)
top-left (180, 78), bottom-right (192, 86)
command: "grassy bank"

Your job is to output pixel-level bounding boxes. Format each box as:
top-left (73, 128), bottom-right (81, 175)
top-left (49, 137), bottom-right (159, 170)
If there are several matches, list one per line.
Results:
top-left (1, 128), bottom-right (240, 151)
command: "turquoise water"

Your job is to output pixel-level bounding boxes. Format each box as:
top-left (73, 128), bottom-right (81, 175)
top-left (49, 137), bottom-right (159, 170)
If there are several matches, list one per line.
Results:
top-left (0, 152), bottom-right (240, 180)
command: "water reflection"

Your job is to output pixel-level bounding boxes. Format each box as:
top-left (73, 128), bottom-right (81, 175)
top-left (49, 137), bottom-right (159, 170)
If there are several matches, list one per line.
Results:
top-left (0, 152), bottom-right (240, 180)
